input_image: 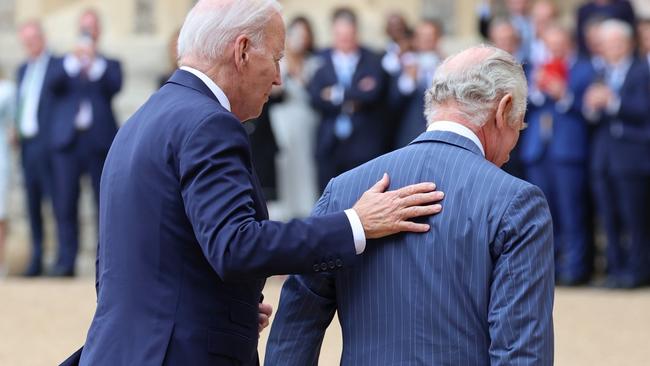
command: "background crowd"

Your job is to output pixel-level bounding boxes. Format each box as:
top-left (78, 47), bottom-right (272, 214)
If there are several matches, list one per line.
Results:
top-left (0, 0), bottom-right (648, 289)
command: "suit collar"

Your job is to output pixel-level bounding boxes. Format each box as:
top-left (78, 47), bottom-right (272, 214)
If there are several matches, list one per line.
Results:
top-left (165, 69), bottom-right (223, 107)
top-left (408, 130), bottom-right (485, 157)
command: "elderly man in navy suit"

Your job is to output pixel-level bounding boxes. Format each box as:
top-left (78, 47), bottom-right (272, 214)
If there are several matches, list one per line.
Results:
top-left (16, 21), bottom-right (60, 276)
top-left (49, 9), bottom-right (122, 276)
top-left (584, 19), bottom-right (650, 288)
top-left (266, 45), bottom-right (555, 365)
top-left (64, 1), bottom-right (444, 365)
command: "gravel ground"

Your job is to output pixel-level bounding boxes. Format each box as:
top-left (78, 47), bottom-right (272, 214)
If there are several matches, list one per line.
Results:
top-left (1, 277), bottom-right (649, 366)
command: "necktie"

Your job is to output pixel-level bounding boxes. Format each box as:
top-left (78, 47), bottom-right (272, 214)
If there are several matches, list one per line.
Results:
top-left (334, 56), bottom-right (354, 140)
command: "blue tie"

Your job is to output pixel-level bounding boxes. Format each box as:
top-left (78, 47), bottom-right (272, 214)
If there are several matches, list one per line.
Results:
top-left (334, 58), bottom-right (354, 140)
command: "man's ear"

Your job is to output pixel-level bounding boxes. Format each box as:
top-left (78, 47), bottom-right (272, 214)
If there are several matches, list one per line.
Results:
top-left (233, 35), bottom-right (250, 71)
top-left (495, 93), bottom-right (513, 130)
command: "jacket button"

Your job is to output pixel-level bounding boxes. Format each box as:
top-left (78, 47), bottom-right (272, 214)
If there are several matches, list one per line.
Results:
top-left (328, 260), bottom-right (335, 269)
top-left (335, 259), bottom-right (343, 268)
top-left (320, 263), bottom-right (328, 271)
top-left (313, 264), bottom-right (320, 272)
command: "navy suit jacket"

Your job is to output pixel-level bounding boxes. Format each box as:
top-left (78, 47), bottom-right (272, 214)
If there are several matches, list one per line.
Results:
top-left (521, 58), bottom-right (596, 164)
top-left (78, 70), bottom-right (358, 365)
top-left (50, 55), bottom-right (122, 152)
top-left (386, 74), bottom-right (428, 149)
top-left (308, 47), bottom-right (388, 166)
top-left (591, 58), bottom-right (650, 175)
top-left (266, 131), bottom-right (555, 366)
top-left (16, 55), bottom-right (62, 146)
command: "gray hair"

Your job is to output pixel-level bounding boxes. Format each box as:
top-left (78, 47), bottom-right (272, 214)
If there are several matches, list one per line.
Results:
top-left (177, 0), bottom-right (282, 62)
top-left (424, 45), bottom-right (527, 127)
top-left (599, 19), bottom-right (633, 40)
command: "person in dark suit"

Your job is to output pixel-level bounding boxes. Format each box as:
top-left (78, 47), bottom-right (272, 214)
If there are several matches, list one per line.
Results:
top-left (521, 24), bottom-right (595, 285)
top-left (266, 45), bottom-right (554, 366)
top-left (584, 20), bottom-right (650, 288)
top-left (309, 8), bottom-right (388, 191)
top-left (69, 1), bottom-right (444, 365)
top-left (576, 0), bottom-right (636, 56)
top-left (15, 21), bottom-right (60, 276)
top-left (387, 18), bottom-right (443, 149)
top-left (49, 9), bottom-right (122, 276)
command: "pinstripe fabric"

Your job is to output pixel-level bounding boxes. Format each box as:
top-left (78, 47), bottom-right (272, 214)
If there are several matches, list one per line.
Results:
top-left (265, 130), bottom-right (555, 366)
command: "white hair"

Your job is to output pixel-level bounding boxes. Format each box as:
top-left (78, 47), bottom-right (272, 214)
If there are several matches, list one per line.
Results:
top-left (177, 0), bottom-right (282, 62)
top-left (424, 45), bottom-right (527, 127)
top-left (599, 19), bottom-right (633, 40)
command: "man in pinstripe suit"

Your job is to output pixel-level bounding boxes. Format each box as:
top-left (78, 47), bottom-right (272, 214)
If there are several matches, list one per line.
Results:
top-left (265, 45), bottom-right (554, 365)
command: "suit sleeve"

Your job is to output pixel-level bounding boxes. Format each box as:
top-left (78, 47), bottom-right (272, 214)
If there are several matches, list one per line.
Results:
top-left (98, 60), bottom-right (122, 98)
top-left (264, 182), bottom-right (340, 366)
top-left (179, 112), bottom-right (357, 281)
top-left (488, 184), bottom-right (555, 366)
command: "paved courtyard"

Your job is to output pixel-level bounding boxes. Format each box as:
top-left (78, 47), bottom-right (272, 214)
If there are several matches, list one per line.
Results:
top-left (1, 276), bottom-right (649, 365)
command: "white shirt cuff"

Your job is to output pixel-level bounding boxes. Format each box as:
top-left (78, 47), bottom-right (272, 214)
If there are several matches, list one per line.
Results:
top-left (397, 74), bottom-right (417, 95)
top-left (87, 57), bottom-right (107, 81)
top-left (344, 209), bottom-right (366, 254)
top-left (529, 89), bottom-right (545, 106)
top-left (63, 54), bottom-right (82, 76)
top-left (330, 85), bottom-right (344, 106)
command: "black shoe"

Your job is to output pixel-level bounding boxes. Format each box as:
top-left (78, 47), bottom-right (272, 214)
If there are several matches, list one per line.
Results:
top-left (22, 261), bottom-right (42, 277)
top-left (48, 266), bottom-right (75, 278)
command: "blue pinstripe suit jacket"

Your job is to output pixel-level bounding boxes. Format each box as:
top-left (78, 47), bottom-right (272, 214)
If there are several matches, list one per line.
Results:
top-left (265, 130), bottom-right (555, 366)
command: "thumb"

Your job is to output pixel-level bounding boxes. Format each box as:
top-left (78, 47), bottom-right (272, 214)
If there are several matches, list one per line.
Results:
top-left (369, 173), bottom-right (389, 193)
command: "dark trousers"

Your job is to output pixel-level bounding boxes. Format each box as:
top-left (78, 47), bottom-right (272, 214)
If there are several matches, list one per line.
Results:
top-left (20, 138), bottom-right (52, 267)
top-left (527, 158), bottom-right (590, 279)
top-left (592, 172), bottom-right (650, 280)
top-left (51, 130), bottom-right (107, 271)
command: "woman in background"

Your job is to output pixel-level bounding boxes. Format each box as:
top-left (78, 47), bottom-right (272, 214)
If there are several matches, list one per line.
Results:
top-left (269, 16), bottom-right (320, 219)
top-left (0, 68), bottom-right (14, 277)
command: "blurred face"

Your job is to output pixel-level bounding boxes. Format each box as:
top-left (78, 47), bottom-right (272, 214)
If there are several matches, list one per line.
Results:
top-left (19, 24), bottom-right (45, 59)
top-left (79, 12), bottom-right (100, 42)
top-left (585, 24), bottom-right (603, 56)
top-left (386, 14), bottom-right (408, 42)
top-left (286, 21), bottom-right (310, 54)
top-left (237, 12), bottom-right (284, 120)
top-left (332, 19), bottom-right (358, 54)
top-left (506, 0), bottom-right (529, 15)
top-left (414, 23), bottom-right (440, 53)
top-left (490, 24), bottom-right (520, 56)
top-left (638, 22), bottom-right (650, 54)
top-left (532, 1), bottom-right (556, 36)
top-left (544, 28), bottom-right (571, 59)
top-left (600, 28), bottom-right (632, 64)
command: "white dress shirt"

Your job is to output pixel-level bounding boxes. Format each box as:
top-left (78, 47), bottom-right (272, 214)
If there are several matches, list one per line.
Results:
top-left (19, 51), bottom-right (50, 138)
top-left (427, 120), bottom-right (485, 157)
top-left (179, 66), bottom-right (367, 254)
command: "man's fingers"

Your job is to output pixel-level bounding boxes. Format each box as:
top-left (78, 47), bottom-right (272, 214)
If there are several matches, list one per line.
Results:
top-left (400, 204), bottom-right (443, 219)
top-left (368, 173), bottom-right (390, 193)
top-left (397, 221), bottom-right (431, 233)
top-left (401, 191), bottom-right (444, 207)
top-left (395, 182), bottom-right (437, 198)
top-left (259, 303), bottom-right (273, 317)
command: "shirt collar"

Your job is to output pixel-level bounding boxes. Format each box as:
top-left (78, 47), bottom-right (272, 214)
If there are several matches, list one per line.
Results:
top-left (426, 120), bottom-right (485, 157)
top-left (179, 66), bottom-right (231, 112)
